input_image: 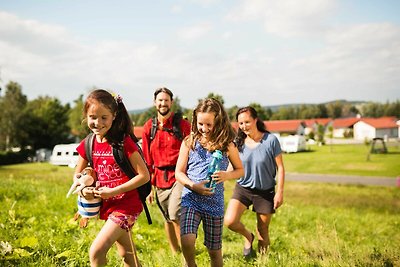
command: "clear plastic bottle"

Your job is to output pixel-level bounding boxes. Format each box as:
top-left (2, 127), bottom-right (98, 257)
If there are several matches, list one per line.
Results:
top-left (205, 150), bottom-right (223, 192)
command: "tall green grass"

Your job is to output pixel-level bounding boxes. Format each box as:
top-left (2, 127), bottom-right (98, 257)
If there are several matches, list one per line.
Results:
top-left (0, 147), bottom-right (399, 266)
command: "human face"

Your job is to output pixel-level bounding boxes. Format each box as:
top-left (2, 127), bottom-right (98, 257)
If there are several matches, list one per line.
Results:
top-left (86, 100), bottom-right (115, 139)
top-left (237, 111), bottom-right (257, 137)
top-left (196, 112), bottom-right (215, 140)
top-left (154, 92), bottom-right (172, 116)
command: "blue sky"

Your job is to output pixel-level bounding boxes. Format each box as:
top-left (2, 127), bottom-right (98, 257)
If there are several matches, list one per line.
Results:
top-left (0, 0), bottom-right (399, 110)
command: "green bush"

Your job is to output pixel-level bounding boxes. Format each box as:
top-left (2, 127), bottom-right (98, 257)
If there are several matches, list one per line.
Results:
top-left (0, 150), bottom-right (33, 165)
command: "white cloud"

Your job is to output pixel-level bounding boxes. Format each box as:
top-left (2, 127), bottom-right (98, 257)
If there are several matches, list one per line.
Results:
top-left (171, 5), bottom-right (183, 14)
top-left (226, 0), bottom-right (336, 38)
top-left (176, 22), bottom-right (213, 40)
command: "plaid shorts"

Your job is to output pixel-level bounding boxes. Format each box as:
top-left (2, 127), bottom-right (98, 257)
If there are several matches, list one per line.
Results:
top-left (180, 206), bottom-right (223, 250)
top-left (109, 211), bottom-right (140, 231)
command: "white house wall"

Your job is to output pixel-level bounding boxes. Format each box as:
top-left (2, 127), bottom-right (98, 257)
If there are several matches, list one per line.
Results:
top-left (354, 122), bottom-right (375, 140)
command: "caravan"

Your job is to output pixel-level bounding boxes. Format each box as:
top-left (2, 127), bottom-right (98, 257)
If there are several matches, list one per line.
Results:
top-left (280, 135), bottom-right (306, 153)
top-left (49, 143), bottom-right (79, 167)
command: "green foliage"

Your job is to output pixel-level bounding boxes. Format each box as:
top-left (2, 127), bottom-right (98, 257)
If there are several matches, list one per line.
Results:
top-left (0, 150), bottom-right (33, 165)
top-left (0, 82), bottom-right (27, 150)
top-left (68, 94), bottom-right (87, 140)
top-left (0, 154), bottom-right (399, 266)
top-left (16, 96), bottom-right (72, 150)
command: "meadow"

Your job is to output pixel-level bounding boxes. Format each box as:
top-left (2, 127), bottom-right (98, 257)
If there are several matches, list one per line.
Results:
top-left (0, 143), bottom-right (399, 266)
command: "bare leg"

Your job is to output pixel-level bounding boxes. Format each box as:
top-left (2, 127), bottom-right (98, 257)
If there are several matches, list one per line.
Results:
top-left (165, 219), bottom-right (181, 253)
top-left (181, 234), bottom-right (197, 267)
top-left (89, 219), bottom-right (125, 267)
top-left (208, 249), bottom-right (223, 267)
top-left (115, 229), bottom-right (141, 267)
top-left (224, 199), bottom-right (253, 250)
top-left (256, 213), bottom-right (272, 254)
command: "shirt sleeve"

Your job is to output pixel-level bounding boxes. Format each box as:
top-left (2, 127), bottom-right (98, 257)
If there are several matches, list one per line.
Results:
top-left (141, 119), bottom-right (154, 168)
top-left (76, 139), bottom-right (87, 160)
top-left (181, 118), bottom-right (191, 138)
top-left (124, 135), bottom-right (139, 159)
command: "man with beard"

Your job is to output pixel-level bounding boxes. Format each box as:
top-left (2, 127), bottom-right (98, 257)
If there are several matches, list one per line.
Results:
top-left (142, 87), bottom-right (191, 253)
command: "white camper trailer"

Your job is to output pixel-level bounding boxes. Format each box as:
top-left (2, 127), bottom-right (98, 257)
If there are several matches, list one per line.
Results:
top-left (280, 135), bottom-right (306, 153)
top-left (49, 143), bottom-right (79, 167)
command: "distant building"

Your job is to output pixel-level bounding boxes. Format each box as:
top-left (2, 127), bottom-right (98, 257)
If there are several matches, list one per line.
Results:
top-left (303, 118), bottom-right (332, 135)
top-left (353, 117), bottom-right (398, 140)
top-left (331, 117), bottom-right (360, 138)
top-left (264, 119), bottom-right (306, 136)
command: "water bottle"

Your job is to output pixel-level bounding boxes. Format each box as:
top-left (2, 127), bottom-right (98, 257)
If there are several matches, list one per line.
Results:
top-left (205, 150), bottom-right (223, 192)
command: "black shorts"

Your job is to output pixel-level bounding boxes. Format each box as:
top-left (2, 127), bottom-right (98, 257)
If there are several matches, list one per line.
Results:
top-left (231, 183), bottom-right (275, 214)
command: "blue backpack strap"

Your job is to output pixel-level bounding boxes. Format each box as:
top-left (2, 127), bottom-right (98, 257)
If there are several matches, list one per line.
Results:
top-left (113, 141), bottom-right (152, 225)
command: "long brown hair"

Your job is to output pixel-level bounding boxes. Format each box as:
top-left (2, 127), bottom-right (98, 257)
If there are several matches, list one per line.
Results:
top-left (83, 89), bottom-right (138, 146)
top-left (186, 98), bottom-right (235, 152)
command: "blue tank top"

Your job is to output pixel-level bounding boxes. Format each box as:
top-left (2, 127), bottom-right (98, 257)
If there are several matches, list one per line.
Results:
top-left (181, 141), bottom-right (229, 216)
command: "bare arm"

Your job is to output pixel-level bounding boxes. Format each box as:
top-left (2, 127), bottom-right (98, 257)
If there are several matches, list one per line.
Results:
top-left (175, 141), bottom-right (213, 195)
top-left (213, 142), bottom-right (244, 184)
top-left (274, 153), bottom-right (285, 209)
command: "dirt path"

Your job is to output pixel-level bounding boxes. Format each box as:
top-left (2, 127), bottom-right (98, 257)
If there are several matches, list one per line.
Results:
top-left (286, 173), bottom-right (399, 187)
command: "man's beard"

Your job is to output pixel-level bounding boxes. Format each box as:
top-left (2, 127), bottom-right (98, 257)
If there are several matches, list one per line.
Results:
top-left (158, 108), bottom-right (170, 116)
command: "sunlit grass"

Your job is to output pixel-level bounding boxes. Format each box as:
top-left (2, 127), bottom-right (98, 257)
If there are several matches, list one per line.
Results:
top-left (0, 144), bottom-right (399, 266)
top-left (284, 142), bottom-right (400, 177)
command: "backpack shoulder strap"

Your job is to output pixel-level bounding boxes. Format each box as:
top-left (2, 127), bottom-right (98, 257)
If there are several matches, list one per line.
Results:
top-left (172, 112), bottom-right (183, 140)
top-left (112, 140), bottom-right (153, 225)
top-left (150, 116), bottom-right (158, 141)
top-left (84, 133), bottom-right (95, 167)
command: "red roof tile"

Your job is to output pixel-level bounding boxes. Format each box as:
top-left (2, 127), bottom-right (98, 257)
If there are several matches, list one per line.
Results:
top-left (303, 118), bottom-right (332, 127)
top-left (332, 118), bottom-right (360, 128)
top-left (359, 118), bottom-right (398, 129)
top-left (265, 120), bottom-right (305, 132)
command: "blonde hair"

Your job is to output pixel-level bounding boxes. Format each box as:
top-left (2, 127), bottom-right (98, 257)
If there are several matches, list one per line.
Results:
top-left (186, 98), bottom-right (235, 152)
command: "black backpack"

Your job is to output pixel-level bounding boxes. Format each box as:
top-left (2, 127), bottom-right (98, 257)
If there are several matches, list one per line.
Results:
top-left (150, 112), bottom-right (184, 143)
top-left (84, 133), bottom-right (152, 225)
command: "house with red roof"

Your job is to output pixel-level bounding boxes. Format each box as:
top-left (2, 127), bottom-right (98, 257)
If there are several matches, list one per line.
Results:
top-left (303, 118), bottom-right (332, 135)
top-left (353, 117), bottom-right (398, 140)
top-left (264, 119), bottom-right (306, 135)
top-left (331, 117), bottom-right (360, 138)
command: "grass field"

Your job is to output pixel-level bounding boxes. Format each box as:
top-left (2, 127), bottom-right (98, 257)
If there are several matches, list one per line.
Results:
top-left (0, 143), bottom-right (399, 266)
top-left (283, 142), bottom-right (400, 177)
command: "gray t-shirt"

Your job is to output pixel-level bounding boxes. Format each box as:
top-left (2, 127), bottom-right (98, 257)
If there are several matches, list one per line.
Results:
top-left (237, 132), bottom-right (282, 190)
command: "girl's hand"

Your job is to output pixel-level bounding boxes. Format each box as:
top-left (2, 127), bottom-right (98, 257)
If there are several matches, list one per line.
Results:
top-left (146, 189), bottom-right (154, 204)
top-left (93, 186), bottom-right (116, 199)
top-left (191, 180), bottom-right (214, 196)
top-left (80, 187), bottom-right (95, 200)
top-left (212, 171), bottom-right (228, 184)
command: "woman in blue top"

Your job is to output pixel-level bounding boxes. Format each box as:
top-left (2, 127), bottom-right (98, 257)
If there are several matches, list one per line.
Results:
top-left (175, 98), bottom-right (244, 267)
top-left (224, 106), bottom-right (285, 257)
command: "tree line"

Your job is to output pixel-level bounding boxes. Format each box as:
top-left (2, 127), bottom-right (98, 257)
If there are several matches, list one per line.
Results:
top-left (0, 81), bottom-right (399, 151)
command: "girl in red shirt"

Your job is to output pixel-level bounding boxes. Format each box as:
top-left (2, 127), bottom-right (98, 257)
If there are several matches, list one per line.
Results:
top-left (74, 89), bottom-right (150, 267)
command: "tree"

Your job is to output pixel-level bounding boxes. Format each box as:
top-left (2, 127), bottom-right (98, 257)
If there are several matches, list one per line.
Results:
top-left (0, 81), bottom-right (27, 150)
top-left (68, 94), bottom-right (88, 141)
top-left (16, 96), bottom-right (72, 150)
top-left (326, 101), bottom-right (343, 118)
top-left (202, 93), bottom-right (225, 105)
top-left (249, 102), bottom-right (270, 120)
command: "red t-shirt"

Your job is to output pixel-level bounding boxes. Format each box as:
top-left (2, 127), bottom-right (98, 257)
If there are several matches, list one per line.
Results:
top-left (76, 135), bottom-right (143, 220)
top-left (141, 113), bottom-right (191, 188)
